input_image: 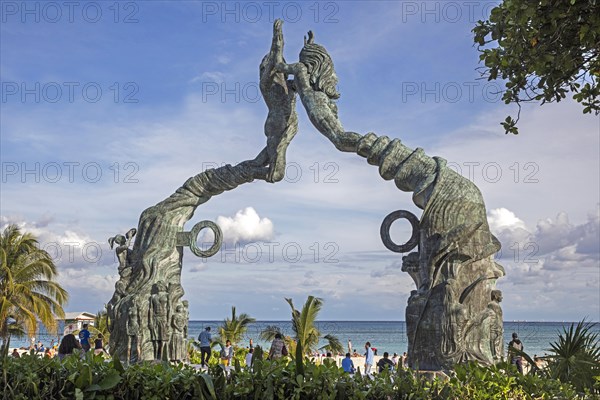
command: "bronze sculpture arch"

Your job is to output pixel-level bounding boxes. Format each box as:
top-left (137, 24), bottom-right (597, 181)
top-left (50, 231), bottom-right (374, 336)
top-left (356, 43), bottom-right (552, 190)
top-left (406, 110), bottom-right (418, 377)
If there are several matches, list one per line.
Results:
top-left (106, 21), bottom-right (504, 371)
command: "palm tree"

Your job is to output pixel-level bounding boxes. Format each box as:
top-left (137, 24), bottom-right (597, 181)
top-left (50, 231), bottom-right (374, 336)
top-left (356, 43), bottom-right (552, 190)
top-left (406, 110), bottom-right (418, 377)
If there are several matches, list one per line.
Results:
top-left (261, 296), bottom-right (343, 355)
top-left (218, 306), bottom-right (255, 346)
top-left (546, 320), bottom-right (600, 393)
top-left (287, 296), bottom-right (321, 354)
top-left (0, 224), bottom-right (68, 346)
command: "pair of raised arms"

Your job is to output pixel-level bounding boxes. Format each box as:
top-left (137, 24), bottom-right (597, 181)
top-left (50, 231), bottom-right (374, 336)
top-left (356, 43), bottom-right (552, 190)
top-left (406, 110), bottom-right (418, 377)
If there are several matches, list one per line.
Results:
top-left (252, 20), bottom-right (362, 182)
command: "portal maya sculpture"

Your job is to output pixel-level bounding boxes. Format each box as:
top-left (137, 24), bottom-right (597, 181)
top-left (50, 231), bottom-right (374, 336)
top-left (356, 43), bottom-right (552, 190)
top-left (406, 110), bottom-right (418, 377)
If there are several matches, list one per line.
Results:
top-left (107, 20), bottom-right (504, 371)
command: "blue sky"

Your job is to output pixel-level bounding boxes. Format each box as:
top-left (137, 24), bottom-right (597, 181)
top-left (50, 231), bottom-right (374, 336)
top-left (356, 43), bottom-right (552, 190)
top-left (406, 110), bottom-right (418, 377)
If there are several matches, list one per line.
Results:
top-left (1, 1), bottom-right (598, 322)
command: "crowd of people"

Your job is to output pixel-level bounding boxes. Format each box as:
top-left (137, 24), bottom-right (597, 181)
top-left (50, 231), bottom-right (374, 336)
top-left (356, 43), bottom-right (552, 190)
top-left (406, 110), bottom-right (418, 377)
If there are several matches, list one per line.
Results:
top-left (262, 334), bottom-right (409, 375)
top-left (257, 334), bottom-right (412, 375)
top-left (11, 324), bottom-right (108, 360)
top-left (12, 321), bottom-right (535, 377)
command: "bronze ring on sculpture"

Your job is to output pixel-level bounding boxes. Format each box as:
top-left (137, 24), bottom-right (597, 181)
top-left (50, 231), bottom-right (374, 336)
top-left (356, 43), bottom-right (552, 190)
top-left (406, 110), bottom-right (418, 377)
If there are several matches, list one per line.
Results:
top-left (380, 210), bottom-right (419, 253)
top-left (189, 220), bottom-right (222, 258)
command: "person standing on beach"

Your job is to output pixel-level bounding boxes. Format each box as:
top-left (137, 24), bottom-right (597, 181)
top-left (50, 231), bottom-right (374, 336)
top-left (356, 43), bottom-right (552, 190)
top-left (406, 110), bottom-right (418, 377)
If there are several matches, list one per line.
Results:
top-left (198, 327), bottom-right (212, 367)
top-left (36, 341), bottom-right (45, 354)
top-left (347, 338), bottom-right (352, 355)
top-left (221, 340), bottom-right (234, 367)
top-left (364, 342), bottom-right (374, 374)
top-left (246, 347), bottom-right (254, 368)
top-left (268, 333), bottom-right (286, 360)
top-left (391, 352), bottom-right (399, 366)
top-left (508, 332), bottom-right (524, 374)
top-left (401, 352), bottom-right (408, 368)
top-left (78, 324), bottom-right (91, 352)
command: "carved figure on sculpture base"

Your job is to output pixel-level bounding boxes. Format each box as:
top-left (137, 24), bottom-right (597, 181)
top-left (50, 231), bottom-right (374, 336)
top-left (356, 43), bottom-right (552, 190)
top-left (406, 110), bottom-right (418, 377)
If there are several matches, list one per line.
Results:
top-left (107, 228), bottom-right (137, 333)
top-left (486, 290), bottom-right (504, 361)
top-left (149, 281), bottom-right (170, 360)
top-left (126, 298), bottom-right (141, 364)
top-left (170, 303), bottom-right (186, 361)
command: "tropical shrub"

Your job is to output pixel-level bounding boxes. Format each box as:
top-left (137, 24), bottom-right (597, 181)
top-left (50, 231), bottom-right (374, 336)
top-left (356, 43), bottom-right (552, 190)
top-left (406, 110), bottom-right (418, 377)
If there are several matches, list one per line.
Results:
top-left (545, 320), bottom-right (600, 394)
top-left (0, 343), bottom-right (588, 399)
top-left (450, 361), bottom-right (578, 399)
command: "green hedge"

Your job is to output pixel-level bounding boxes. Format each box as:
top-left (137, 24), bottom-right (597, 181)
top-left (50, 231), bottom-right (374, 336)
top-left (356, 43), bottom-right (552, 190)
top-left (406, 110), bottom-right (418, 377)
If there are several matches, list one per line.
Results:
top-left (0, 350), bottom-right (587, 400)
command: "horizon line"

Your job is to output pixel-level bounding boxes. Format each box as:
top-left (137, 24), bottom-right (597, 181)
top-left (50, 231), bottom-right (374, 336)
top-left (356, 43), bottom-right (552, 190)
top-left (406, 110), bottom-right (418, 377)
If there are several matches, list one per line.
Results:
top-left (187, 320), bottom-right (597, 323)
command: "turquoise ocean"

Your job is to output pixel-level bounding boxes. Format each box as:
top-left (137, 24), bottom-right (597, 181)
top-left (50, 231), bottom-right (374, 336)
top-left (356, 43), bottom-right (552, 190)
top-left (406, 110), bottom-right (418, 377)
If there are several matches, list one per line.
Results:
top-left (12, 321), bottom-right (599, 359)
top-left (187, 321), bottom-right (599, 358)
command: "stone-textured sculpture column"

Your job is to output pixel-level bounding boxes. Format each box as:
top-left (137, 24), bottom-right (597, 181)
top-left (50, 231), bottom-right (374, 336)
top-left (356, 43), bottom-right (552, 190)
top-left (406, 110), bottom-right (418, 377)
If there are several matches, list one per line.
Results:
top-left (108, 163), bottom-right (269, 362)
top-left (276, 27), bottom-right (505, 371)
top-left (107, 20), bottom-right (296, 363)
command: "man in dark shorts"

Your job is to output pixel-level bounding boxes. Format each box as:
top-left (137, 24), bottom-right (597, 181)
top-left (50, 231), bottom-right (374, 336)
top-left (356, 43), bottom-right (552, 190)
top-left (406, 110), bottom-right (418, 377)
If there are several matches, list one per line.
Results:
top-left (198, 327), bottom-right (212, 367)
top-left (508, 332), bottom-right (524, 374)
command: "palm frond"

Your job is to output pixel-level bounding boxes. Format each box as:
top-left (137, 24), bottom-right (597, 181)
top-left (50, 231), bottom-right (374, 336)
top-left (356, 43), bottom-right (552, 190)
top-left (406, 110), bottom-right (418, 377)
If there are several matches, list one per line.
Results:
top-left (545, 319), bottom-right (600, 392)
top-left (259, 325), bottom-right (281, 342)
top-left (322, 334), bottom-right (344, 355)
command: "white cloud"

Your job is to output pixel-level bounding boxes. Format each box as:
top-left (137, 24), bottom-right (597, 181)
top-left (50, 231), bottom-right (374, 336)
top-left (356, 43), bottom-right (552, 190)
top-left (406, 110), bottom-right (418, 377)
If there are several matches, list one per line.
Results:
top-left (214, 207), bottom-right (274, 245)
top-left (429, 100), bottom-right (599, 229)
top-left (492, 206), bottom-right (599, 266)
top-left (371, 260), bottom-right (402, 278)
top-left (56, 269), bottom-right (118, 313)
top-left (190, 71), bottom-right (226, 84)
top-left (59, 268), bottom-right (117, 295)
top-left (301, 271), bottom-right (319, 287)
top-left (488, 208), bottom-right (527, 232)
top-left (0, 215), bottom-right (108, 267)
top-left (490, 206), bottom-right (599, 320)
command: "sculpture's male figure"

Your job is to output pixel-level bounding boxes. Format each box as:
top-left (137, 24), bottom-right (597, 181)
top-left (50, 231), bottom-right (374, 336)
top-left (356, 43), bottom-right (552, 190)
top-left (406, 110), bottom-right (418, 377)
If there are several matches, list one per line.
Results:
top-left (149, 281), bottom-right (169, 359)
top-left (126, 298), bottom-right (141, 363)
top-left (488, 290), bottom-right (503, 361)
top-left (251, 19), bottom-right (298, 182)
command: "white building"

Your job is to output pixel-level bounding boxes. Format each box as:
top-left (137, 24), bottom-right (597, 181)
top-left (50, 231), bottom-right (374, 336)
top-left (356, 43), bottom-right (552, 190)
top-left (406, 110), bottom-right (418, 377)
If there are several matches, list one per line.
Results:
top-left (58, 312), bottom-right (96, 335)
